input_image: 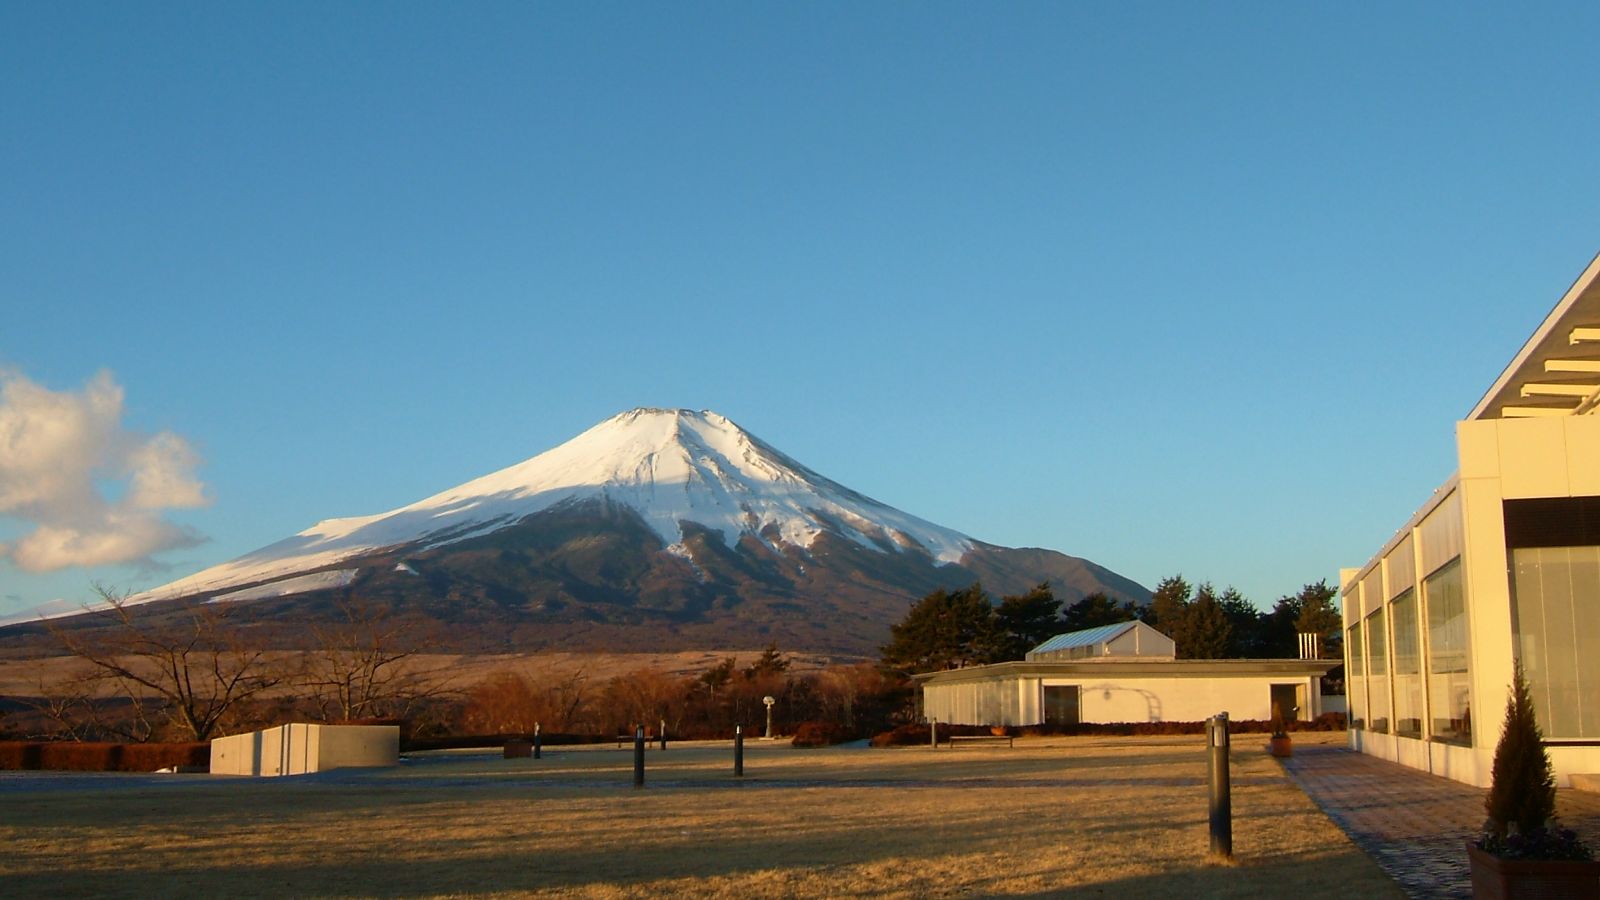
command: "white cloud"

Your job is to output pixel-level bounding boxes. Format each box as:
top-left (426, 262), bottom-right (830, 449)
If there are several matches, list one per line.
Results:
top-left (0, 369), bottom-right (209, 573)
top-left (126, 431), bottom-right (208, 509)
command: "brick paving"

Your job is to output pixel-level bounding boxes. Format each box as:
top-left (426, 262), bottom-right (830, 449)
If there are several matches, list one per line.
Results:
top-left (1281, 743), bottom-right (1600, 900)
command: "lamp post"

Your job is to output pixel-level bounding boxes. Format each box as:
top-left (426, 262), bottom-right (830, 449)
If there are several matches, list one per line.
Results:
top-left (734, 724), bottom-right (744, 777)
top-left (1206, 712), bottom-right (1232, 859)
top-left (762, 695), bottom-right (775, 740)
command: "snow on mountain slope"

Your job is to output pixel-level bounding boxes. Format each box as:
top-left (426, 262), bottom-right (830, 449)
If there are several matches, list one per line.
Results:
top-left (137, 409), bottom-right (974, 602)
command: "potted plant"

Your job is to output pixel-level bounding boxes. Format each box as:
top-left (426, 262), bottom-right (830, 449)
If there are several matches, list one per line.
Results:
top-left (1468, 663), bottom-right (1599, 899)
top-left (1267, 702), bottom-right (1292, 758)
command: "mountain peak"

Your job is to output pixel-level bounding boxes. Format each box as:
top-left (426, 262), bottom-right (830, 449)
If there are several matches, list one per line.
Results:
top-left (136, 408), bottom-right (975, 602)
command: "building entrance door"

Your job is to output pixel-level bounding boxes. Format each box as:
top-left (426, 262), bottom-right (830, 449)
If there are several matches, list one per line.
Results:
top-left (1044, 685), bottom-right (1080, 725)
top-left (1270, 683), bottom-right (1304, 723)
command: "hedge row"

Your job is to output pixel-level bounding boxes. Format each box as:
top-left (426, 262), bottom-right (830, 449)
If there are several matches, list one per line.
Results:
top-left (790, 720), bottom-right (856, 747)
top-left (402, 732), bottom-right (613, 752)
top-left (0, 741), bottom-right (210, 772)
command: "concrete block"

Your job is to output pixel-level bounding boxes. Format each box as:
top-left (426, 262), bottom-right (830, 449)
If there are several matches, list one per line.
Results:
top-left (208, 724), bottom-right (398, 777)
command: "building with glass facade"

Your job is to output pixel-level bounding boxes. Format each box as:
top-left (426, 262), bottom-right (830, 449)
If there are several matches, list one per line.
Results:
top-left (1342, 252), bottom-right (1600, 787)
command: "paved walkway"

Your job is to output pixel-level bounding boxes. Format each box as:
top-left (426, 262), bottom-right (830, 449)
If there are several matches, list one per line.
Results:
top-left (1281, 743), bottom-right (1600, 900)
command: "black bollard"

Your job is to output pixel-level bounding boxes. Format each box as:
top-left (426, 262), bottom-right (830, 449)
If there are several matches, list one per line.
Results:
top-left (634, 726), bottom-right (646, 788)
top-left (1206, 713), bottom-right (1233, 858)
top-left (660, 718), bottom-right (667, 752)
top-left (533, 722), bottom-right (542, 760)
top-left (734, 724), bottom-right (744, 777)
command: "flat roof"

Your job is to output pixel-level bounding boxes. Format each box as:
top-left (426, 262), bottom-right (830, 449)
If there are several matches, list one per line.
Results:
top-left (913, 658), bottom-right (1340, 684)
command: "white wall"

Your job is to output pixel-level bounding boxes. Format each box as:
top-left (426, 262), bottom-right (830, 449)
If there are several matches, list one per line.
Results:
top-left (1056, 675), bottom-right (1314, 724)
top-left (210, 724), bottom-right (399, 776)
top-left (924, 673), bottom-right (1320, 726)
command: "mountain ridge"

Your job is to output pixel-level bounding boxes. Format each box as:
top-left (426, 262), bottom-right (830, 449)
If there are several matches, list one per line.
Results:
top-left (135, 408), bottom-right (974, 604)
top-left (6, 408), bottom-right (1148, 656)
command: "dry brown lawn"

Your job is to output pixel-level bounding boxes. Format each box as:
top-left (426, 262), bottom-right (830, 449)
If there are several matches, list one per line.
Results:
top-left (0, 731), bottom-right (1398, 898)
top-left (0, 649), bottom-right (846, 701)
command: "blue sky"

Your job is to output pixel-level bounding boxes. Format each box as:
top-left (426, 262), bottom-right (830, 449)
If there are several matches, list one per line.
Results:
top-left (4, 3), bottom-right (1600, 620)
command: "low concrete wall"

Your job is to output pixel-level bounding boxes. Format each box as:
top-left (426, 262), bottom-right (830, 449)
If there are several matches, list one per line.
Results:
top-left (210, 724), bottom-right (399, 776)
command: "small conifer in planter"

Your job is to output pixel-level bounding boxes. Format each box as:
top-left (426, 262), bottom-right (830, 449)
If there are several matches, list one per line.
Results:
top-left (1266, 702), bottom-right (1292, 757)
top-left (1469, 663), bottom-right (1597, 899)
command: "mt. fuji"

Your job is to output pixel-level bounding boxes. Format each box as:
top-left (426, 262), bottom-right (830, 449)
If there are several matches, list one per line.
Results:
top-left (29, 409), bottom-right (1148, 655)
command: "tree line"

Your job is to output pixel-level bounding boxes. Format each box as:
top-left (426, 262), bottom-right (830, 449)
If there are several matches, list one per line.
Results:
top-left (878, 577), bottom-right (1342, 673)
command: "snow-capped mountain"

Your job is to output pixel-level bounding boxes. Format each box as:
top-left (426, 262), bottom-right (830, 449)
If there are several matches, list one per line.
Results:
top-left (35, 408), bottom-right (1146, 655)
top-left (140, 408), bottom-right (974, 602)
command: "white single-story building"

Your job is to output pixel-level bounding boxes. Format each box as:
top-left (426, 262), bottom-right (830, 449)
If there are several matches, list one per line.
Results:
top-left (917, 621), bottom-right (1338, 727)
top-left (210, 723), bottom-right (399, 776)
top-left (1342, 251), bottom-right (1600, 788)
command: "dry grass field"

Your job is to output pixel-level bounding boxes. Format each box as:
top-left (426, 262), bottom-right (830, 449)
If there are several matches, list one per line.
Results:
top-left (0, 731), bottom-right (1399, 898)
top-left (0, 649), bottom-right (846, 700)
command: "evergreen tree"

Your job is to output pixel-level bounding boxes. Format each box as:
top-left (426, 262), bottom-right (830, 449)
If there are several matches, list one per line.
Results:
top-left (1143, 574), bottom-right (1191, 637)
top-left (700, 657), bottom-right (737, 695)
top-left (879, 583), bottom-right (997, 674)
top-left (1217, 586), bottom-right (1259, 657)
top-left (992, 583), bottom-right (1063, 660)
top-left (1262, 592), bottom-right (1303, 658)
top-left (1292, 580), bottom-right (1342, 659)
top-left (1485, 662), bottom-right (1557, 839)
top-left (1181, 583), bottom-right (1234, 659)
top-left (1061, 591), bottom-right (1137, 632)
top-left (746, 642), bottom-right (790, 679)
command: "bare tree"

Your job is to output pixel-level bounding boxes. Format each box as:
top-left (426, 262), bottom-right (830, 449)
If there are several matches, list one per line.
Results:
top-left (459, 666), bottom-right (592, 734)
top-left (26, 666), bottom-right (147, 741)
top-left (49, 585), bottom-right (283, 742)
top-left (297, 596), bottom-right (448, 721)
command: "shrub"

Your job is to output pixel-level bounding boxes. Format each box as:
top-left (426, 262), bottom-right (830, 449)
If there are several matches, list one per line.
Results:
top-left (0, 741), bottom-right (209, 772)
top-left (790, 721), bottom-right (849, 747)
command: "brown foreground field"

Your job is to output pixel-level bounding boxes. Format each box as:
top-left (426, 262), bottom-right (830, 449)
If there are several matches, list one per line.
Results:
top-left (0, 731), bottom-right (1398, 899)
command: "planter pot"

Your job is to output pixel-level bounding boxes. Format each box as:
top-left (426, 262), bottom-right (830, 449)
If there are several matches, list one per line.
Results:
top-left (1268, 735), bottom-right (1292, 758)
top-left (1467, 843), bottom-right (1600, 900)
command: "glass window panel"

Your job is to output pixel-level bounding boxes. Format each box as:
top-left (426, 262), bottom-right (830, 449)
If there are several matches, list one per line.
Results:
top-left (1347, 624), bottom-right (1365, 730)
top-left (1391, 589), bottom-right (1422, 738)
top-left (1424, 559), bottom-right (1471, 745)
top-left (1512, 545), bottom-right (1600, 739)
top-left (1366, 608), bottom-right (1389, 734)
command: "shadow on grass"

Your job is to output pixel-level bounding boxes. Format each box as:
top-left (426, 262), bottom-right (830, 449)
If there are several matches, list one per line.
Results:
top-left (1, 822), bottom-right (1397, 899)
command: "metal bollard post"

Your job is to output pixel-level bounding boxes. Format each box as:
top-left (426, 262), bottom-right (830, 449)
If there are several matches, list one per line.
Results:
top-left (533, 722), bottom-right (542, 760)
top-left (930, 717), bottom-right (938, 749)
top-left (660, 718), bottom-right (667, 751)
top-left (634, 726), bottom-right (646, 788)
top-left (1207, 712), bottom-right (1232, 859)
top-left (734, 724), bottom-right (744, 777)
